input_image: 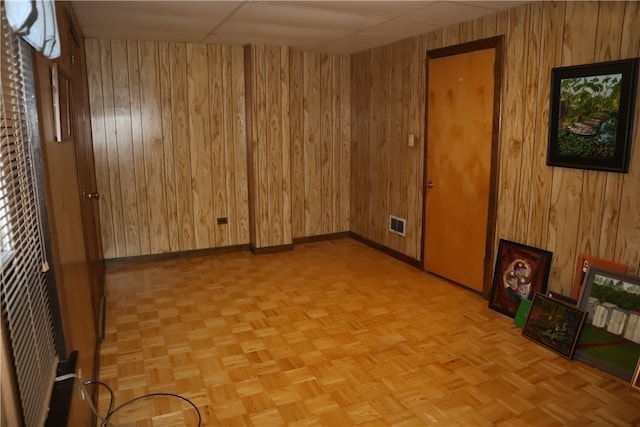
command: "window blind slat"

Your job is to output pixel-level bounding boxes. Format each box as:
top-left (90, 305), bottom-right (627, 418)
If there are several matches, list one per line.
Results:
top-left (0, 3), bottom-right (58, 427)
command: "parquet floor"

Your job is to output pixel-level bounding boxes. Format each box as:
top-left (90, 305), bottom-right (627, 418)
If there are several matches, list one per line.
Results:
top-left (97, 238), bottom-right (640, 426)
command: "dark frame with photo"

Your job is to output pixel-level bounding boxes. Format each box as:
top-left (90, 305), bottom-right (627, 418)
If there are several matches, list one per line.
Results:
top-left (547, 58), bottom-right (639, 173)
top-left (489, 239), bottom-right (553, 318)
top-left (523, 293), bottom-right (586, 359)
top-left (575, 267), bottom-right (640, 381)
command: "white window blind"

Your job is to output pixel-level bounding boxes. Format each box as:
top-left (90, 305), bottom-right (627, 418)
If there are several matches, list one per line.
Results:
top-left (0, 3), bottom-right (58, 426)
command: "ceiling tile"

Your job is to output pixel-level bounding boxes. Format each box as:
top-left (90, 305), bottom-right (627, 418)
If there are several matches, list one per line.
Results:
top-left (317, 33), bottom-right (393, 55)
top-left (360, 19), bottom-right (439, 38)
top-left (230, 3), bottom-right (384, 31)
top-left (402, 2), bottom-right (502, 25)
top-left (215, 21), bottom-right (350, 49)
top-left (264, 1), bottom-right (436, 18)
top-left (71, 1), bottom-right (529, 54)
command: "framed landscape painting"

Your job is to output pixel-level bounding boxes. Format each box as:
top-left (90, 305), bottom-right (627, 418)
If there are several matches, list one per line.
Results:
top-left (575, 267), bottom-right (640, 381)
top-left (547, 58), bottom-right (639, 173)
top-left (523, 293), bottom-right (586, 359)
top-left (489, 239), bottom-right (553, 318)
top-left (570, 254), bottom-right (627, 300)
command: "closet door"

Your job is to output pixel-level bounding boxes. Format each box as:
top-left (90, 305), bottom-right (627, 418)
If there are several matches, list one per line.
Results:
top-left (69, 24), bottom-right (105, 334)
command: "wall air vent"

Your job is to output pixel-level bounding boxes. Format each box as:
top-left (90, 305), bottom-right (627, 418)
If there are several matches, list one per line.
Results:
top-left (389, 215), bottom-right (406, 237)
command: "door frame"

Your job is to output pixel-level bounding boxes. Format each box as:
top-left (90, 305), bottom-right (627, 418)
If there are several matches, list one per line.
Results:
top-left (421, 36), bottom-right (504, 298)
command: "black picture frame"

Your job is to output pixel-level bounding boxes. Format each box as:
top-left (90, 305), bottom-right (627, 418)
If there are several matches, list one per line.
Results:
top-left (489, 239), bottom-right (553, 318)
top-left (546, 58), bottom-right (639, 173)
top-left (523, 293), bottom-right (586, 359)
top-left (575, 267), bottom-right (640, 381)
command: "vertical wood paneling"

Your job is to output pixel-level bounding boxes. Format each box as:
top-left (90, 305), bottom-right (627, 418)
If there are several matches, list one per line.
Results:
top-left (350, 1), bottom-right (640, 292)
top-left (159, 42), bottom-right (179, 252)
top-left (187, 44), bottom-right (213, 250)
top-left (280, 47), bottom-right (292, 245)
top-left (527, 1), bottom-right (564, 250)
top-left (406, 35), bottom-right (426, 259)
top-left (169, 43), bottom-right (196, 251)
top-left (288, 51), bottom-right (351, 239)
top-left (111, 40), bottom-right (141, 257)
top-left (139, 41), bottom-right (169, 254)
top-left (253, 45), bottom-right (269, 247)
top-left (87, 40), bottom-right (250, 258)
top-left (290, 50), bottom-right (304, 238)
top-left (320, 53), bottom-right (332, 234)
top-left (595, 1), bottom-right (627, 261)
top-left (339, 55), bottom-right (351, 232)
top-left (220, 45), bottom-right (234, 245)
top-left (615, 1), bottom-right (640, 274)
top-left (496, 7), bottom-right (528, 244)
top-left (231, 47), bottom-right (249, 244)
top-left (266, 46), bottom-right (283, 244)
top-left (575, 2), bottom-right (611, 262)
top-left (127, 41), bottom-right (150, 256)
top-left (548, 2), bottom-right (599, 293)
top-left (389, 42), bottom-right (404, 250)
top-left (370, 47), bottom-right (389, 244)
top-left (208, 45), bottom-right (228, 247)
top-left (245, 45), bottom-right (300, 249)
top-left (303, 52), bottom-right (322, 237)
top-left (350, 52), bottom-right (371, 238)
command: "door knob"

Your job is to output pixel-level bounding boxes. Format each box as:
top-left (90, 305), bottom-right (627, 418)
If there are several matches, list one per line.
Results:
top-left (426, 181), bottom-right (434, 189)
top-left (86, 192), bottom-right (100, 200)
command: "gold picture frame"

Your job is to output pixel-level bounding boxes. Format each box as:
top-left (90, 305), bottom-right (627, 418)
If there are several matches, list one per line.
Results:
top-left (632, 358), bottom-right (640, 391)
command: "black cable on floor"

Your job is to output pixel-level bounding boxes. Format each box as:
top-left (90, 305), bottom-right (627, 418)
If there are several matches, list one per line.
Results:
top-left (84, 380), bottom-right (202, 427)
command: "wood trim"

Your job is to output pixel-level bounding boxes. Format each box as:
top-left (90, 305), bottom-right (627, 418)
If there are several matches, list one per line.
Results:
top-left (105, 244), bottom-right (251, 267)
top-left (250, 243), bottom-right (294, 255)
top-left (350, 232), bottom-right (422, 270)
top-left (293, 232), bottom-right (350, 245)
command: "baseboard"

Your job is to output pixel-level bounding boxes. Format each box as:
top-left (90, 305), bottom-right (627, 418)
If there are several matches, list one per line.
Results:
top-left (105, 244), bottom-right (251, 267)
top-left (348, 232), bottom-right (423, 270)
top-left (250, 243), bottom-right (294, 255)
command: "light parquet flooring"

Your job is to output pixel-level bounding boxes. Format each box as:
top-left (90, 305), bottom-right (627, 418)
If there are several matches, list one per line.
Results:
top-left (97, 238), bottom-right (640, 426)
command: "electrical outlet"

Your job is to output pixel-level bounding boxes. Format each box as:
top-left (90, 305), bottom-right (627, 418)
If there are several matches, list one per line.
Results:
top-left (217, 217), bottom-right (228, 225)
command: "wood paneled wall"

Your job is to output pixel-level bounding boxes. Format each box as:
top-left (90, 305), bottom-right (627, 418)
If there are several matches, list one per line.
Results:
top-left (86, 40), bottom-right (249, 258)
top-left (351, 36), bottom-right (428, 260)
top-left (350, 1), bottom-right (640, 294)
top-left (290, 51), bottom-right (351, 239)
top-left (245, 45), bottom-right (292, 249)
top-left (86, 41), bottom-right (350, 257)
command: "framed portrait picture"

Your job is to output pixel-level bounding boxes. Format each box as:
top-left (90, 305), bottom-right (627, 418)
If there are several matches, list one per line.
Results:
top-left (523, 293), bottom-right (586, 359)
top-left (489, 239), bottom-right (553, 318)
top-left (575, 267), bottom-right (640, 381)
top-left (570, 254), bottom-right (627, 300)
top-left (546, 58), bottom-right (639, 173)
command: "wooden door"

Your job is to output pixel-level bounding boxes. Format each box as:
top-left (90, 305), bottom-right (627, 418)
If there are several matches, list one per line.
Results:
top-left (424, 46), bottom-right (497, 293)
top-left (69, 26), bottom-right (105, 334)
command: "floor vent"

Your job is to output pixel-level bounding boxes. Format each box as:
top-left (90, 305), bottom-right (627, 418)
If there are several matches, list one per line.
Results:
top-left (389, 215), bottom-right (406, 236)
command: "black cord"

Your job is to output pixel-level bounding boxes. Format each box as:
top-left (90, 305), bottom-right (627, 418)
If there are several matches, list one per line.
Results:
top-left (83, 380), bottom-right (202, 427)
top-left (105, 392), bottom-right (202, 427)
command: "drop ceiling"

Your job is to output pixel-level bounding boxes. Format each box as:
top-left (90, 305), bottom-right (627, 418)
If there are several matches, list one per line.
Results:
top-left (71, 1), bottom-right (527, 54)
